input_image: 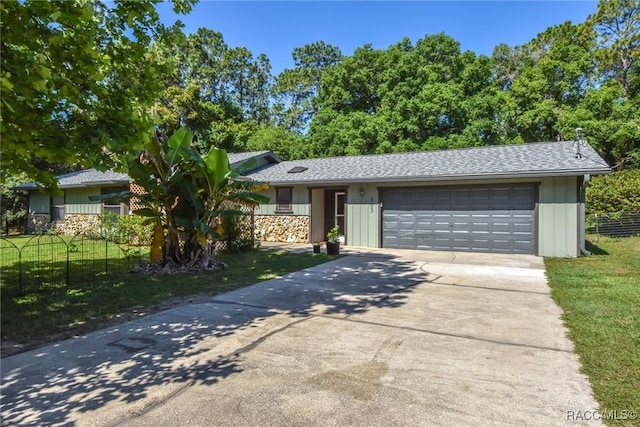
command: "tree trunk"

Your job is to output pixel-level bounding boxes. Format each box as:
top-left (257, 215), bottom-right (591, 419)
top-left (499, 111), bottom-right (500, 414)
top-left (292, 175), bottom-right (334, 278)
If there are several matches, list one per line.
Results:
top-left (150, 223), bottom-right (164, 264)
top-left (164, 205), bottom-right (182, 264)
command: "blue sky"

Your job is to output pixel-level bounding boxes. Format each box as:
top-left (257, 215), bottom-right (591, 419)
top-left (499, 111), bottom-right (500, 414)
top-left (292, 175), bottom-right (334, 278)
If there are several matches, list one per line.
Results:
top-left (158, 1), bottom-right (599, 75)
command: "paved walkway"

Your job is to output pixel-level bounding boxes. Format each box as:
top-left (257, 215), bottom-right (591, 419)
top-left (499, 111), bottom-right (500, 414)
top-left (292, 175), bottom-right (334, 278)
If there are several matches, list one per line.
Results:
top-left (1, 248), bottom-right (600, 426)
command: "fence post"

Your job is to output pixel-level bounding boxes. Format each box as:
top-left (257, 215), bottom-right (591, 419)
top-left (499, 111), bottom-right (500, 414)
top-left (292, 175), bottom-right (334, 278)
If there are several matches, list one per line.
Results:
top-left (18, 248), bottom-right (23, 296)
top-left (50, 237), bottom-right (54, 288)
top-left (105, 236), bottom-right (109, 274)
top-left (66, 240), bottom-right (70, 286)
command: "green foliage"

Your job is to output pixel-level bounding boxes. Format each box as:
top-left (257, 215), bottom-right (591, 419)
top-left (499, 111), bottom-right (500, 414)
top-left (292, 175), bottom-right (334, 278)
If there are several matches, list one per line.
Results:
top-left (98, 212), bottom-right (153, 246)
top-left (245, 126), bottom-right (307, 160)
top-left (546, 236), bottom-right (640, 421)
top-left (302, 4), bottom-right (638, 164)
top-left (309, 34), bottom-right (494, 156)
top-left (0, 0), bottom-right (195, 187)
top-left (94, 127), bottom-right (269, 267)
top-left (0, 172), bottom-right (28, 235)
top-left (220, 212), bottom-right (256, 252)
top-left (6, 0), bottom-right (637, 183)
top-left (587, 0), bottom-right (639, 99)
top-left (501, 22), bottom-right (595, 143)
top-left (152, 28), bottom-right (272, 152)
top-left (326, 225), bottom-right (341, 243)
top-left (586, 169), bottom-right (640, 214)
top-left (272, 41), bottom-right (342, 134)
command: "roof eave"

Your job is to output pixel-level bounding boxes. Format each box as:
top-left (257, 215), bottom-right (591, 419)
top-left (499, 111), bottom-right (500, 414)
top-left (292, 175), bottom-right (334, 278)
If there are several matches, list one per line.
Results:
top-left (14, 179), bottom-right (131, 191)
top-left (77, 179), bottom-right (131, 187)
top-left (259, 168), bottom-right (612, 186)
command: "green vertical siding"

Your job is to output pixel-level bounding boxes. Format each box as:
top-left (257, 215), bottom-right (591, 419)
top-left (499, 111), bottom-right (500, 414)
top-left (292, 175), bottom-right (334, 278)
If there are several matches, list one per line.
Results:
top-left (255, 186), bottom-right (309, 216)
top-left (65, 188), bottom-right (101, 214)
top-left (29, 192), bottom-right (50, 214)
top-left (346, 184), bottom-right (379, 248)
top-left (538, 176), bottom-right (579, 257)
top-left (254, 177), bottom-right (579, 256)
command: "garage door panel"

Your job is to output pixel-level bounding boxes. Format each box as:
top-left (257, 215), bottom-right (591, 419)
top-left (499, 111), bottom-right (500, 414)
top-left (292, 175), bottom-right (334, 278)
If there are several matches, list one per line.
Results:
top-left (513, 223), bottom-right (535, 233)
top-left (382, 185), bottom-right (535, 254)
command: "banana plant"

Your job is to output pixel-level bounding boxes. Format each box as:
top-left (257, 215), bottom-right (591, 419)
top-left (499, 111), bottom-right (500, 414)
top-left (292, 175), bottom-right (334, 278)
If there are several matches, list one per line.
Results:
top-left (93, 127), bottom-right (269, 267)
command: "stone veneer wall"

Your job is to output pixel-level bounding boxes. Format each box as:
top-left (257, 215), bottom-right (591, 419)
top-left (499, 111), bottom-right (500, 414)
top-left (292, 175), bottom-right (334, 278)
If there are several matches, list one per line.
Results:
top-left (26, 214), bottom-right (52, 234)
top-left (254, 215), bottom-right (309, 243)
top-left (55, 214), bottom-right (101, 235)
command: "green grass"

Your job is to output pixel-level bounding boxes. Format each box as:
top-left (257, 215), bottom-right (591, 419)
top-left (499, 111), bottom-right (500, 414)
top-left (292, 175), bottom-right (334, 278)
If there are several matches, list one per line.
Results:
top-left (1, 234), bottom-right (150, 297)
top-left (1, 242), bottom-right (335, 352)
top-left (545, 236), bottom-right (640, 426)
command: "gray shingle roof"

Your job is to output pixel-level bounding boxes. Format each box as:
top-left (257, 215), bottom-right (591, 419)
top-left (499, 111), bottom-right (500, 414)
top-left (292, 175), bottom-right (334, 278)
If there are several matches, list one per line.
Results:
top-left (14, 169), bottom-right (131, 190)
top-left (228, 151), bottom-right (280, 167)
top-left (246, 141), bottom-right (611, 185)
top-left (14, 151), bottom-right (281, 191)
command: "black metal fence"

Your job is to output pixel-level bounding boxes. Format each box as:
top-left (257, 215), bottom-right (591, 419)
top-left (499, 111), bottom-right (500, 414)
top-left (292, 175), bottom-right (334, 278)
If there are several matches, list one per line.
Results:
top-left (586, 212), bottom-right (640, 238)
top-left (0, 210), bottom-right (259, 297)
top-left (0, 233), bottom-right (146, 297)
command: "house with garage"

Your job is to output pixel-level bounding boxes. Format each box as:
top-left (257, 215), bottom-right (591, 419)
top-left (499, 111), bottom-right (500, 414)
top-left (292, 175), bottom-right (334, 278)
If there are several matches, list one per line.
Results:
top-left (14, 151), bottom-right (280, 234)
top-left (247, 140), bottom-right (610, 257)
top-left (16, 141), bottom-right (610, 257)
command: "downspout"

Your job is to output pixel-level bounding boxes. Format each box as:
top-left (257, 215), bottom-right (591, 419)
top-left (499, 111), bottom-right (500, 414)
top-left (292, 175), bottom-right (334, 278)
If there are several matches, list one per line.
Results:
top-left (579, 174), bottom-right (591, 255)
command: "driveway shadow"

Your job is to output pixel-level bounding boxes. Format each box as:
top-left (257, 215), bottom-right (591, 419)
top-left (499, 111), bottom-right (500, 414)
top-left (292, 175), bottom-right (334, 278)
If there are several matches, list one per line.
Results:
top-left (214, 254), bottom-right (424, 317)
top-left (1, 253), bottom-right (426, 426)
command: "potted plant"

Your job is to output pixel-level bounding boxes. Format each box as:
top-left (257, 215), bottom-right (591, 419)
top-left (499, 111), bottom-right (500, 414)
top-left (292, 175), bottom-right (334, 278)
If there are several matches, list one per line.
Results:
top-left (312, 242), bottom-right (322, 254)
top-left (326, 225), bottom-right (341, 255)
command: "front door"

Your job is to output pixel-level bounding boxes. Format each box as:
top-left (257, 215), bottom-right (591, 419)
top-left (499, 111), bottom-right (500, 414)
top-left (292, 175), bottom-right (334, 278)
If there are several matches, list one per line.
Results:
top-left (335, 191), bottom-right (345, 242)
top-left (323, 189), bottom-right (347, 242)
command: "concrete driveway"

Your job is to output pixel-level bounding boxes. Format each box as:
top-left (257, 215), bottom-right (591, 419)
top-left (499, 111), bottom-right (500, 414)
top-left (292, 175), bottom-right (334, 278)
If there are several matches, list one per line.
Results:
top-left (1, 248), bottom-right (601, 426)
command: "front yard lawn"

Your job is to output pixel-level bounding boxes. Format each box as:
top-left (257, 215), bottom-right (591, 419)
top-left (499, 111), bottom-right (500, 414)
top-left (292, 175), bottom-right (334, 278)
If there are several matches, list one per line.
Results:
top-left (1, 249), bottom-right (334, 357)
top-left (545, 236), bottom-right (640, 426)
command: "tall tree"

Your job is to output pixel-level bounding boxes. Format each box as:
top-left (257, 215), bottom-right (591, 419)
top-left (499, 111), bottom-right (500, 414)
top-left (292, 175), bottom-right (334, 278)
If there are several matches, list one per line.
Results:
top-left (272, 41), bottom-right (342, 133)
top-left (152, 28), bottom-right (271, 152)
top-left (310, 34), bottom-right (492, 156)
top-left (0, 0), bottom-right (195, 187)
top-left (499, 22), bottom-right (595, 142)
top-left (588, 0), bottom-right (640, 99)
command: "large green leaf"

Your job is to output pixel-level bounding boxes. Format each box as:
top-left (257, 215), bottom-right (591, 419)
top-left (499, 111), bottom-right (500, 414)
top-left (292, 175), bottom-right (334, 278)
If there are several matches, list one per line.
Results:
top-left (165, 126), bottom-right (193, 168)
top-left (143, 134), bottom-right (166, 180)
top-left (88, 190), bottom-right (133, 203)
top-left (132, 207), bottom-right (158, 218)
top-left (203, 146), bottom-right (231, 188)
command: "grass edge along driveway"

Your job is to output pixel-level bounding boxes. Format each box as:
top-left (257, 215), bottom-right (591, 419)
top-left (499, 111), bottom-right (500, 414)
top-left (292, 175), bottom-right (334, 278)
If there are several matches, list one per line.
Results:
top-left (545, 236), bottom-right (640, 427)
top-left (1, 249), bottom-right (335, 357)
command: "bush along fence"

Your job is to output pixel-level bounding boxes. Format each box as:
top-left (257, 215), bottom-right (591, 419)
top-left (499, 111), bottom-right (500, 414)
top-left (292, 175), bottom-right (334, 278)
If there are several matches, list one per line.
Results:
top-left (586, 211), bottom-right (640, 238)
top-left (0, 232), bottom-right (147, 297)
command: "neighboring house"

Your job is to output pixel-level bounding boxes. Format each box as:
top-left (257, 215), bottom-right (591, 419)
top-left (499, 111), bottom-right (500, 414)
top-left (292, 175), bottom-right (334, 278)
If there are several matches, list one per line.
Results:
top-left (246, 140), bottom-right (610, 257)
top-left (14, 151), bottom-right (279, 235)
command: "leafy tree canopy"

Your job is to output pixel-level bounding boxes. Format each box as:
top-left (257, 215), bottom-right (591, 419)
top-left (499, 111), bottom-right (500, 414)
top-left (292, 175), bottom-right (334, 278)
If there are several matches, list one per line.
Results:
top-left (1, 0), bottom-right (195, 187)
top-left (4, 0), bottom-right (639, 192)
top-left (587, 169), bottom-right (640, 214)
